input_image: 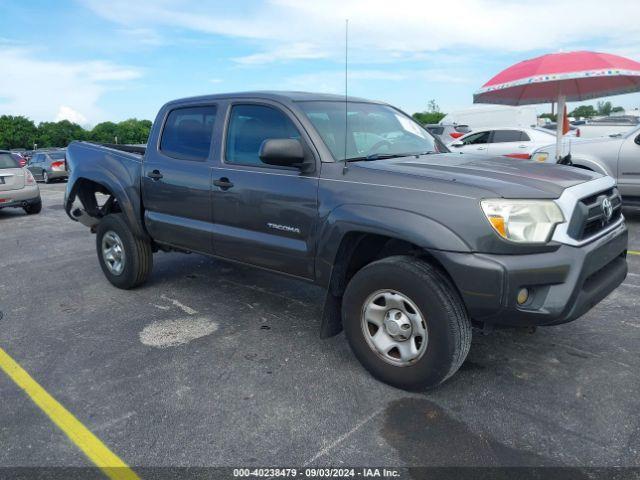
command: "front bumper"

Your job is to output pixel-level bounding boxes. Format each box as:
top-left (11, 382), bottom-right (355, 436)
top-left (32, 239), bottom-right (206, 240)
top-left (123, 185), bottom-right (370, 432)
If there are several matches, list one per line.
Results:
top-left (437, 221), bottom-right (628, 327)
top-left (0, 185), bottom-right (41, 209)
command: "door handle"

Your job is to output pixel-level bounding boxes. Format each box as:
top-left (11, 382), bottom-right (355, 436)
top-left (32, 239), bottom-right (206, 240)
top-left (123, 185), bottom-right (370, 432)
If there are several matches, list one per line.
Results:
top-left (213, 177), bottom-right (234, 190)
top-left (147, 170), bottom-right (163, 180)
top-left (477, 147), bottom-right (486, 150)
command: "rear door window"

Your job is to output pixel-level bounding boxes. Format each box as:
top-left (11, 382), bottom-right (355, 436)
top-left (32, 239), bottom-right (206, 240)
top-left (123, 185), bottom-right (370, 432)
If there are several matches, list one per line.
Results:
top-left (160, 105), bottom-right (217, 161)
top-left (492, 130), bottom-right (525, 143)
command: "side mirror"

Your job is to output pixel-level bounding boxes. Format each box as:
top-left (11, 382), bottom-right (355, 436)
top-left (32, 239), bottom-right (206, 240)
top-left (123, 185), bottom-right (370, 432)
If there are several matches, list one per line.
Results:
top-left (450, 140), bottom-right (464, 147)
top-left (259, 138), bottom-right (308, 169)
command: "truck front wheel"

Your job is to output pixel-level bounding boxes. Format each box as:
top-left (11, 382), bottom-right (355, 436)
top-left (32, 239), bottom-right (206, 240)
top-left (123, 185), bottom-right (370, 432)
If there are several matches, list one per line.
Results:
top-left (96, 213), bottom-right (153, 289)
top-left (342, 256), bottom-right (471, 390)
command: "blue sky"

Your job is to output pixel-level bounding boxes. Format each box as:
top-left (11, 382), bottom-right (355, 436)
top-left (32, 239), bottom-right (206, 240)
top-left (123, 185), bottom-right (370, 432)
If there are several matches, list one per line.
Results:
top-left (1, 0), bottom-right (640, 126)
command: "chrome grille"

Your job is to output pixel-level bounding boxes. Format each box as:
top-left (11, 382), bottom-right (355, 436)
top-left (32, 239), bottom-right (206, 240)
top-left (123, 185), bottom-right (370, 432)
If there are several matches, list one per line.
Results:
top-left (567, 187), bottom-right (622, 241)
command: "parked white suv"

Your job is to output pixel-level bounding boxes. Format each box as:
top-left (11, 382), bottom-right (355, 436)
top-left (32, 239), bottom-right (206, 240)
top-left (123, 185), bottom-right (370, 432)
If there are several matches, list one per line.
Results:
top-left (448, 127), bottom-right (556, 159)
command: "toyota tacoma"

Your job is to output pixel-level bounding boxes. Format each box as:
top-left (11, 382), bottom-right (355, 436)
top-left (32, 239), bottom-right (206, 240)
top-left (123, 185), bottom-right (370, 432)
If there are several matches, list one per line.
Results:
top-left (64, 92), bottom-right (628, 390)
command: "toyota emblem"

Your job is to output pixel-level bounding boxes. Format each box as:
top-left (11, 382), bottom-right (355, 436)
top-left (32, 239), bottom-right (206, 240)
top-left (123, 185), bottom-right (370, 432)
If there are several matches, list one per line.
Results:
top-left (601, 197), bottom-right (613, 222)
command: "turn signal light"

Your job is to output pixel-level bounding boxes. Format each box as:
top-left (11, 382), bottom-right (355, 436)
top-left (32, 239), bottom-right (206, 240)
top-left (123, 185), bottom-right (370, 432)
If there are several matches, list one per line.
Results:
top-left (487, 215), bottom-right (506, 237)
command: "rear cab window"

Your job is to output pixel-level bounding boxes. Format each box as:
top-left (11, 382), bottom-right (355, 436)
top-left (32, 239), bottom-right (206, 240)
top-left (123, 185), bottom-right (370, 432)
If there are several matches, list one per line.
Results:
top-left (160, 105), bottom-right (218, 161)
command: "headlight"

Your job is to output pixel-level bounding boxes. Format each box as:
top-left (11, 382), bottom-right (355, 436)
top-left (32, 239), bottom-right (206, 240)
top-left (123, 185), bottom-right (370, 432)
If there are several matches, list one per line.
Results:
top-left (480, 199), bottom-right (564, 243)
top-left (531, 152), bottom-right (549, 162)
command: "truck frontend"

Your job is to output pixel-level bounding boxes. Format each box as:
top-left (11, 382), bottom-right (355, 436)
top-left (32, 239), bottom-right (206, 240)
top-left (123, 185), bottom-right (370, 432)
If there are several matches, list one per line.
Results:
top-left (439, 175), bottom-right (628, 327)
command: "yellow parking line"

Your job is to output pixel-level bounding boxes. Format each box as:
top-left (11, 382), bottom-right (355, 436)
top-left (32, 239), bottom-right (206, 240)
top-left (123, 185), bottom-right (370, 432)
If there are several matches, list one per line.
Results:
top-left (629, 250), bottom-right (640, 256)
top-left (0, 347), bottom-right (139, 480)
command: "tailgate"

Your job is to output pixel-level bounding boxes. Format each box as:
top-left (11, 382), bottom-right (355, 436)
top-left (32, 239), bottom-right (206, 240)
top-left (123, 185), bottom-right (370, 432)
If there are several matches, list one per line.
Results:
top-left (0, 168), bottom-right (26, 192)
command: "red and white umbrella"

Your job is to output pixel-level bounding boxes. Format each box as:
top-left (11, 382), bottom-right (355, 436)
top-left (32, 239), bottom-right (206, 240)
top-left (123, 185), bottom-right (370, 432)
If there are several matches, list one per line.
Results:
top-left (474, 51), bottom-right (640, 158)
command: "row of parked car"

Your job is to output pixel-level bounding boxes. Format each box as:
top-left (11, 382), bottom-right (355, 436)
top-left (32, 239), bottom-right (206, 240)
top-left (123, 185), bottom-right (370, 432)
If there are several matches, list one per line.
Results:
top-left (8, 149), bottom-right (69, 183)
top-left (424, 122), bottom-right (640, 206)
top-left (0, 148), bottom-right (69, 216)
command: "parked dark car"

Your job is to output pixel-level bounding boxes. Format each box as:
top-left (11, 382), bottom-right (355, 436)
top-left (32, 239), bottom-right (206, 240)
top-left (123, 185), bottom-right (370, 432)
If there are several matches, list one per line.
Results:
top-left (27, 150), bottom-right (68, 183)
top-left (64, 91), bottom-right (628, 390)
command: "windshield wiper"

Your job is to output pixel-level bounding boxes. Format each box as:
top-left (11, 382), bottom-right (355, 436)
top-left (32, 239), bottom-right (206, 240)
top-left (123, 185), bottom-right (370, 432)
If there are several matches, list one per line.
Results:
top-left (415, 151), bottom-right (438, 156)
top-left (346, 150), bottom-right (440, 162)
top-left (347, 153), bottom-right (419, 162)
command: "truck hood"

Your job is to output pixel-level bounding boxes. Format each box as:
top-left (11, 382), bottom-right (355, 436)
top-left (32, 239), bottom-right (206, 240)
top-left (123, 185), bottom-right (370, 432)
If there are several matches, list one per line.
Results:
top-left (355, 153), bottom-right (599, 198)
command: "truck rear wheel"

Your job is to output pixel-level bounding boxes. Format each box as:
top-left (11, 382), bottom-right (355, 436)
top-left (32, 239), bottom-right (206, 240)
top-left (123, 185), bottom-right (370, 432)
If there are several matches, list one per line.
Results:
top-left (342, 255), bottom-right (471, 391)
top-left (96, 213), bottom-right (153, 289)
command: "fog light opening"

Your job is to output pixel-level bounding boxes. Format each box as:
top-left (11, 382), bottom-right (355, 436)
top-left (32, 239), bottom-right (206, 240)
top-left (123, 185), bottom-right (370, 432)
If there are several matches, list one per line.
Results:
top-left (517, 288), bottom-right (530, 306)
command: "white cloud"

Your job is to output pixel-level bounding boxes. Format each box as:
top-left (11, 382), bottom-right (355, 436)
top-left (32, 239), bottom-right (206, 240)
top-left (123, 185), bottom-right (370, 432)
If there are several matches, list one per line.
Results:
top-left (282, 69), bottom-right (469, 93)
top-left (234, 43), bottom-right (328, 65)
top-left (81, 0), bottom-right (640, 62)
top-left (0, 47), bottom-right (142, 123)
top-left (55, 106), bottom-right (88, 125)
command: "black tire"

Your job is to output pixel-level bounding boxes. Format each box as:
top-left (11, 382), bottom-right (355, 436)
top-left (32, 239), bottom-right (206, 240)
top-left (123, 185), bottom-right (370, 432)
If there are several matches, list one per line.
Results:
top-left (23, 199), bottom-right (42, 215)
top-left (96, 213), bottom-right (153, 289)
top-left (342, 255), bottom-right (471, 391)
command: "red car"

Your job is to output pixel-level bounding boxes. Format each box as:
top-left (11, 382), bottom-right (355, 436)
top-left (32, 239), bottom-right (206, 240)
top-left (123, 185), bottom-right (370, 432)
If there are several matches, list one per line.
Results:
top-left (11, 153), bottom-right (27, 168)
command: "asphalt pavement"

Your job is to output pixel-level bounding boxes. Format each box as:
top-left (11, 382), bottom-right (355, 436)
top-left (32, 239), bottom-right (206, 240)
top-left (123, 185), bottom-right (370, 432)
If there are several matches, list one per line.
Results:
top-left (0, 182), bottom-right (639, 474)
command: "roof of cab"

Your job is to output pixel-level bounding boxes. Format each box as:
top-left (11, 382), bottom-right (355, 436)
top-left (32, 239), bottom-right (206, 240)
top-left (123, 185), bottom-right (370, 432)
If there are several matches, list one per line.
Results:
top-left (164, 91), bottom-right (384, 107)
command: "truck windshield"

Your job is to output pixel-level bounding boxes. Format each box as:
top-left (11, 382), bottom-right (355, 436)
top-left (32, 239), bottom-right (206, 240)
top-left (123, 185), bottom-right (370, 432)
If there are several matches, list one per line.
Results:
top-left (298, 101), bottom-right (443, 161)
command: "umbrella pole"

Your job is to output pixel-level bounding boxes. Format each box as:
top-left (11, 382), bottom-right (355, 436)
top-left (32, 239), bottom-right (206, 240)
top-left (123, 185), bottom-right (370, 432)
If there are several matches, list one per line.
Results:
top-left (555, 94), bottom-right (565, 160)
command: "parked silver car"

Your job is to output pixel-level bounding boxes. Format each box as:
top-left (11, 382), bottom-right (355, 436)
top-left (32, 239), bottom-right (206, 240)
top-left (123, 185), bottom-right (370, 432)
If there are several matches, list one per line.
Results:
top-left (532, 126), bottom-right (640, 204)
top-left (0, 150), bottom-right (42, 214)
top-left (27, 150), bottom-right (68, 183)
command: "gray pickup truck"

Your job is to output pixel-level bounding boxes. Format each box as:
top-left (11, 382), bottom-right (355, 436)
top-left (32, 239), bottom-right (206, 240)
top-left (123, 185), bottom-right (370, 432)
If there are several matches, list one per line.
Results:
top-left (64, 92), bottom-right (628, 390)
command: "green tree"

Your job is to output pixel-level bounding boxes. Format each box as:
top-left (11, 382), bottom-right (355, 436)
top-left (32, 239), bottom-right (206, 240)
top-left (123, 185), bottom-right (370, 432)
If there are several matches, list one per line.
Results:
top-left (115, 118), bottom-right (152, 144)
top-left (569, 105), bottom-right (597, 118)
top-left (37, 120), bottom-right (86, 148)
top-left (412, 99), bottom-right (446, 125)
top-left (539, 112), bottom-right (557, 122)
top-left (597, 101), bottom-right (613, 116)
top-left (0, 115), bottom-right (38, 149)
top-left (89, 121), bottom-right (119, 143)
top-left (611, 106), bottom-right (625, 113)
top-left (90, 119), bottom-right (152, 144)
